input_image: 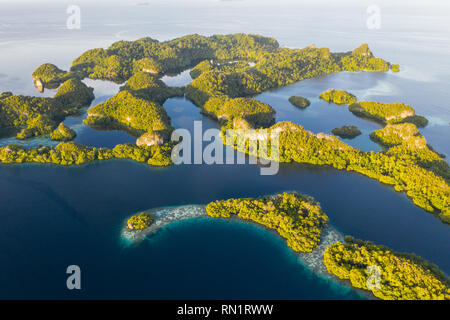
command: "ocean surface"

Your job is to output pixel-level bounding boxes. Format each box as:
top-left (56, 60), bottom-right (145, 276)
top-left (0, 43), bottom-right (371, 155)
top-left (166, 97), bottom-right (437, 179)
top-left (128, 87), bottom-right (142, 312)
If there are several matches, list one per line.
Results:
top-left (0, 0), bottom-right (449, 299)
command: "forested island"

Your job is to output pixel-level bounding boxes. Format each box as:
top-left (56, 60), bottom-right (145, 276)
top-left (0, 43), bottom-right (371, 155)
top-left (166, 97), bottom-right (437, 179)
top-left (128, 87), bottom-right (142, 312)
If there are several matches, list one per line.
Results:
top-left (49, 122), bottom-right (76, 141)
top-left (331, 125), bottom-right (361, 139)
top-left (369, 123), bottom-right (449, 181)
top-left (324, 238), bottom-right (449, 300)
top-left (349, 101), bottom-right (428, 127)
top-left (391, 64), bottom-right (400, 72)
top-left (289, 96), bottom-right (311, 108)
top-left (126, 212), bottom-right (155, 231)
top-left (206, 192), bottom-right (329, 253)
top-left (319, 89), bottom-right (357, 105)
top-left (223, 120), bottom-right (449, 223)
top-left (0, 142), bottom-right (173, 166)
top-left (84, 90), bottom-right (172, 136)
top-left (32, 63), bottom-right (77, 91)
top-left (202, 97), bottom-right (275, 127)
top-left (131, 194), bottom-right (449, 300)
top-left (0, 33), bottom-right (448, 223)
top-left (0, 78), bottom-right (93, 139)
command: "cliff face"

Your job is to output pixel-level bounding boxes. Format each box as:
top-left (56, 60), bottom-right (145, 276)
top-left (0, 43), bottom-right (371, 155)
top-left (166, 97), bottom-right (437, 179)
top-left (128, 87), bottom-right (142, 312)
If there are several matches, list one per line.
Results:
top-left (136, 130), bottom-right (170, 146)
top-left (33, 78), bottom-right (44, 93)
top-left (352, 44), bottom-right (373, 57)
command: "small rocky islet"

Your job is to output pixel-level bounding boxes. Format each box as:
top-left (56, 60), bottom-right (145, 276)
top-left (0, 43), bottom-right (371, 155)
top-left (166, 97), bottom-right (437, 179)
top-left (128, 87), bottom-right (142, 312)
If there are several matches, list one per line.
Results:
top-left (0, 34), bottom-right (448, 223)
top-left (331, 125), bottom-right (362, 139)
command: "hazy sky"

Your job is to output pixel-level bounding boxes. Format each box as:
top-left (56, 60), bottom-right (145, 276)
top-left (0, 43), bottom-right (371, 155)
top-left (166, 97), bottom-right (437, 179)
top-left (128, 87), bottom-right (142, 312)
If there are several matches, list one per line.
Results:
top-left (1, 0), bottom-right (449, 6)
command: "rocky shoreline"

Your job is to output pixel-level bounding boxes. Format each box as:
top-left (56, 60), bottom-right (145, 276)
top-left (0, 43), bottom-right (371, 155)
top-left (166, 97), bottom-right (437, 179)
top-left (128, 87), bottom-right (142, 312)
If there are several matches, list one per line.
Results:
top-left (121, 205), bottom-right (207, 243)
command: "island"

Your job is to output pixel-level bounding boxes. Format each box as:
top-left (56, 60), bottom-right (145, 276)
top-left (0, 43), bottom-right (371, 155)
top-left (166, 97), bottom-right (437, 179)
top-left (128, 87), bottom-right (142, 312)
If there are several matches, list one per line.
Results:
top-left (83, 90), bottom-right (172, 137)
top-left (49, 122), bottom-right (77, 141)
top-left (369, 123), bottom-right (449, 181)
top-left (0, 78), bottom-right (93, 139)
top-left (185, 42), bottom-right (388, 118)
top-left (288, 96), bottom-right (311, 108)
top-left (202, 97), bottom-right (275, 128)
top-left (349, 101), bottom-right (428, 127)
top-left (125, 196), bottom-right (450, 300)
top-left (121, 205), bottom-right (208, 244)
top-left (121, 212), bottom-right (156, 243)
top-left (190, 60), bottom-right (252, 80)
top-left (391, 64), bottom-right (400, 72)
top-left (119, 71), bottom-right (184, 104)
top-left (369, 122), bottom-right (424, 147)
top-left (319, 89), bottom-right (357, 105)
top-left (331, 125), bottom-right (361, 139)
top-left (0, 142), bottom-right (172, 166)
top-left (0, 33), bottom-right (448, 223)
top-left (32, 63), bottom-right (77, 92)
top-left (223, 120), bottom-right (449, 223)
top-left (126, 212), bottom-right (155, 231)
top-left (324, 238), bottom-right (449, 300)
top-left (206, 192), bottom-right (329, 253)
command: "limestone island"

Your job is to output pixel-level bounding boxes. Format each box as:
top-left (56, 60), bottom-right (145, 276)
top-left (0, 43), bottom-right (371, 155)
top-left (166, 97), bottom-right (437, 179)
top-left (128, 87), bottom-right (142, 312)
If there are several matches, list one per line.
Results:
top-left (32, 63), bottom-right (78, 92)
top-left (122, 212), bottom-right (155, 243)
top-left (331, 125), bottom-right (361, 139)
top-left (369, 123), bottom-right (449, 181)
top-left (121, 192), bottom-right (450, 300)
top-left (390, 64), bottom-right (400, 72)
top-left (288, 96), bottom-right (311, 109)
top-left (83, 90), bottom-right (173, 138)
top-left (0, 142), bottom-right (173, 166)
top-left (222, 120), bottom-right (449, 223)
top-left (319, 89), bottom-right (357, 105)
top-left (121, 205), bottom-right (207, 243)
top-left (349, 101), bottom-right (428, 127)
top-left (0, 34), bottom-right (448, 223)
top-left (0, 78), bottom-right (93, 140)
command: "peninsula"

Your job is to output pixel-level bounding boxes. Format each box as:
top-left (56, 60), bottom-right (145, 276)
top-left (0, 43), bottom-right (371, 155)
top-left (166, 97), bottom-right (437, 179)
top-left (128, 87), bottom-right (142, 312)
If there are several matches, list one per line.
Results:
top-left (349, 101), bottom-right (428, 127)
top-left (288, 96), bottom-right (311, 109)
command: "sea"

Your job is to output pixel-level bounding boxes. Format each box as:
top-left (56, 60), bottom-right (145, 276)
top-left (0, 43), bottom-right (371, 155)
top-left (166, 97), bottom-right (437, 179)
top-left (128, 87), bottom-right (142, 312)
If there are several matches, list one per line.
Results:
top-left (0, 0), bottom-right (449, 299)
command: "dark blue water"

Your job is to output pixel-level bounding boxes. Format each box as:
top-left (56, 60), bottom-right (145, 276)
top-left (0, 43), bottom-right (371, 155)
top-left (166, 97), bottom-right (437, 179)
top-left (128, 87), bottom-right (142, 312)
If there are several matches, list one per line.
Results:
top-left (0, 156), bottom-right (448, 299)
top-left (0, 1), bottom-right (449, 299)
